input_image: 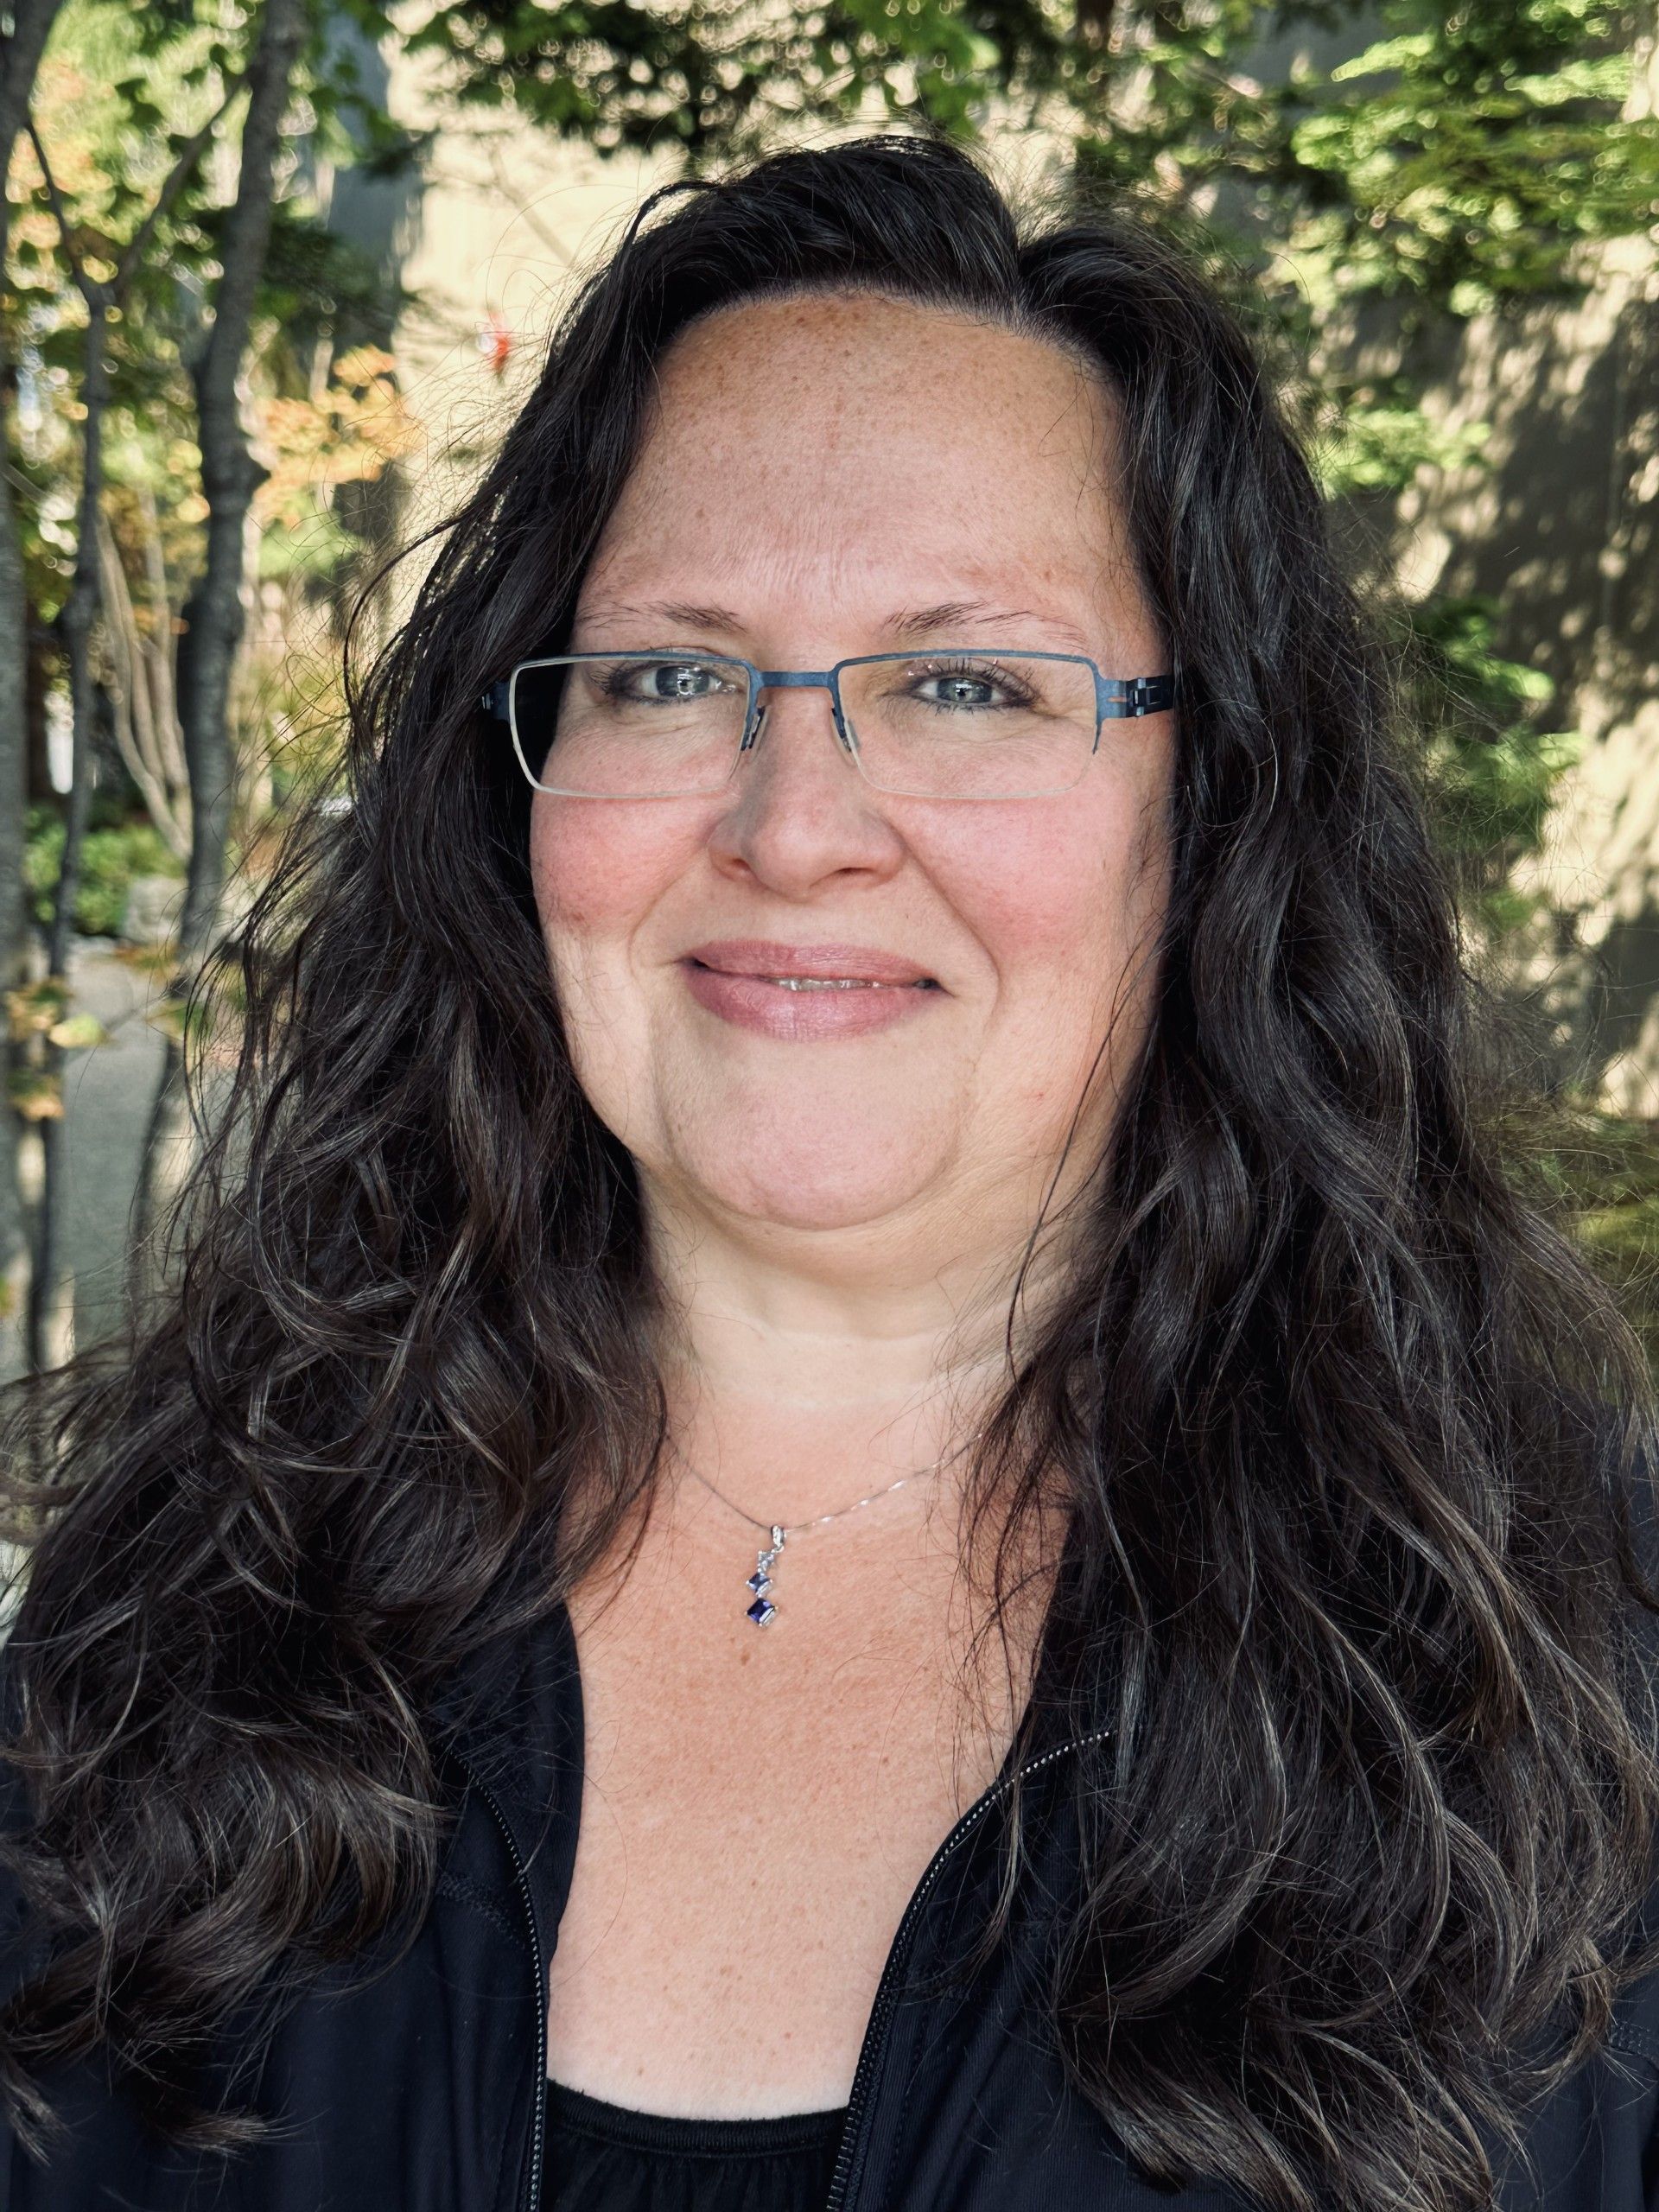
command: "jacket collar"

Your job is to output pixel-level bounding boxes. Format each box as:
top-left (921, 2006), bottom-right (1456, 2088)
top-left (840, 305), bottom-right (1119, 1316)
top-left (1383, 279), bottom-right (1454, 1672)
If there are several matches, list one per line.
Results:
top-left (425, 1598), bottom-right (587, 1948)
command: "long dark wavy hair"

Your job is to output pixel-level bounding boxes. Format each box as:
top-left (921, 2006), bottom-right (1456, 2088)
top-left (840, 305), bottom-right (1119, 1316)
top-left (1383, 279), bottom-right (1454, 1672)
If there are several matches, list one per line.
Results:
top-left (3, 128), bottom-right (1658, 2212)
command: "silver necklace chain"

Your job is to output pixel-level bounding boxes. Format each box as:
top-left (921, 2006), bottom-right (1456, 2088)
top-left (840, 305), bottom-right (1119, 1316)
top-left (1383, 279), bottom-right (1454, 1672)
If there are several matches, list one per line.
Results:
top-left (671, 1436), bottom-right (975, 1628)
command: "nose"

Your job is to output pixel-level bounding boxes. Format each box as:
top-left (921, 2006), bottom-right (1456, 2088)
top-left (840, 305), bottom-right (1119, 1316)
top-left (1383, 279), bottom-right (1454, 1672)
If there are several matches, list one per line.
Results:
top-left (706, 676), bottom-right (905, 894)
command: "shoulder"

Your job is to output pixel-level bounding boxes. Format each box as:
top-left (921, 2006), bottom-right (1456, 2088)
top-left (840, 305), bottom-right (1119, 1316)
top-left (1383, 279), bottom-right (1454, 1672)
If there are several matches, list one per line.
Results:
top-left (1504, 1965), bottom-right (1659, 2212)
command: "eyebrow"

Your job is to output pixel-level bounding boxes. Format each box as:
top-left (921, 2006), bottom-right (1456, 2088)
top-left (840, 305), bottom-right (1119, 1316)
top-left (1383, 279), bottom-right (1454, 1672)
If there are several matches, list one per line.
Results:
top-left (582, 596), bottom-right (1095, 651)
top-left (883, 601), bottom-right (1088, 645)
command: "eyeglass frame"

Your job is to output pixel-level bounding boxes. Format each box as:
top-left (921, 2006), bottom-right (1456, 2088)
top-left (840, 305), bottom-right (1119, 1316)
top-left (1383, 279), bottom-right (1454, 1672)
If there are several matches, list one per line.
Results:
top-left (480, 646), bottom-right (1176, 801)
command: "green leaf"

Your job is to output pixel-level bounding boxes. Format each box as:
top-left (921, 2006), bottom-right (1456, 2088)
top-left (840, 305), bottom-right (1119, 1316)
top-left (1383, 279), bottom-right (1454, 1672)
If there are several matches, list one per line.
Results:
top-left (47, 1013), bottom-right (111, 1050)
top-left (1331, 33), bottom-right (1437, 82)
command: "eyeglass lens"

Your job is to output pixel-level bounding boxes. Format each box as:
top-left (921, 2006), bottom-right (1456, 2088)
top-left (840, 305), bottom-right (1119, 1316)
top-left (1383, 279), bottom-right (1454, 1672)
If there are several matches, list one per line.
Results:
top-left (509, 651), bottom-right (1102, 799)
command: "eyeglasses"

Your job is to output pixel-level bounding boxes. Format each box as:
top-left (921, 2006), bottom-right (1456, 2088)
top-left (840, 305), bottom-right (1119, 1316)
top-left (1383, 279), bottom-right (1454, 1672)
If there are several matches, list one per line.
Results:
top-left (480, 645), bottom-right (1174, 801)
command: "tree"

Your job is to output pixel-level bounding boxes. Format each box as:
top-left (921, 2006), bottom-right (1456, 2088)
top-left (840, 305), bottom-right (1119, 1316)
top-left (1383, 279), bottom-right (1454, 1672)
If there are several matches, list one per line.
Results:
top-left (130, 0), bottom-right (306, 1312)
top-left (21, 57), bottom-right (235, 1369)
top-left (0, 0), bottom-right (66, 1377)
top-left (400, 0), bottom-right (1069, 162)
top-left (174, 0), bottom-right (305, 968)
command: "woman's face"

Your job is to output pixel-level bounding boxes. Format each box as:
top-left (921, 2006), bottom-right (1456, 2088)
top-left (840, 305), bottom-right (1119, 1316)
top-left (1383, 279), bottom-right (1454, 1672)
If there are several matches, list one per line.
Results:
top-left (530, 289), bottom-right (1176, 1264)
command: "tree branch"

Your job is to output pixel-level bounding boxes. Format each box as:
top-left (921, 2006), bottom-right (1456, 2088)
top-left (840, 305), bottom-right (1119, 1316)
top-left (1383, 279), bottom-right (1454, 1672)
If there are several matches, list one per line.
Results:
top-left (485, 143), bottom-right (577, 267)
top-left (97, 512), bottom-right (190, 860)
top-left (26, 113), bottom-right (99, 311)
top-left (33, 71), bottom-right (245, 310)
top-left (115, 75), bottom-right (245, 296)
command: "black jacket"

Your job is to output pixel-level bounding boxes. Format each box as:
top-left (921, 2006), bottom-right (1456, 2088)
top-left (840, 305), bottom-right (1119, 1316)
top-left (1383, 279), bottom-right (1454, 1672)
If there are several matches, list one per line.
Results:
top-left (3, 1596), bottom-right (1659, 2211)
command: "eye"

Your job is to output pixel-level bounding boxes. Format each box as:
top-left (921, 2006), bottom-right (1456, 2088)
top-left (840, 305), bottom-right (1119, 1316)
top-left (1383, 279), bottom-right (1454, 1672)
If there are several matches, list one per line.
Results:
top-left (603, 658), bottom-right (739, 704)
top-left (906, 658), bottom-right (1039, 711)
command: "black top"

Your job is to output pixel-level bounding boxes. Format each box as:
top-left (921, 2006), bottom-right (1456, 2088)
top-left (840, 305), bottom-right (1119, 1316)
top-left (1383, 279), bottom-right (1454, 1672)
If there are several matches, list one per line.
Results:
top-left (541, 2076), bottom-right (849, 2212)
top-left (9, 1595), bottom-right (1659, 2209)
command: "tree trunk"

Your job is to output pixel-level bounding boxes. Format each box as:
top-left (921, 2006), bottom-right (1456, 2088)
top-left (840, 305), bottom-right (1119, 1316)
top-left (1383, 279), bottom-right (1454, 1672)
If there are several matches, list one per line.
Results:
top-left (0, 0), bottom-right (67, 1382)
top-left (98, 510), bottom-right (191, 860)
top-left (26, 289), bottom-right (108, 1373)
top-left (173, 0), bottom-right (304, 970)
top-left (131, 0), bottom-right (304, 1318)
top-left (23, 32), bottom-right (241, 1368)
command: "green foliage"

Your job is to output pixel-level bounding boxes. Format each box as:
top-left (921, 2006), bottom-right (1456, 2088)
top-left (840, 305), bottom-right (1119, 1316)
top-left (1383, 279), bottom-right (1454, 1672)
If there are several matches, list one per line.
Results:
top-left (1301, 0), bottom-right (1659, 315)
top-left (255, 503), bottom-right (362, 582)
top-left (1066, 0), bottom-right (1658, 327)
top-left (247, 200), bottom-right (413, 361)
top-left (1528, 1105), bottom-right (1659, 1366)
top-left (1309, 383), bottom-right (1494, 499)
top-left (1063, 1), bottom-right (1656, 947)
top-left (395, 0), bottom-right (1068, 162)
top-left (25, 804), bottom-right (184, 939)
top-left (1396, 596), bottom-right (1580, 938)
top-left (8, 0), bottom-right (218, 627)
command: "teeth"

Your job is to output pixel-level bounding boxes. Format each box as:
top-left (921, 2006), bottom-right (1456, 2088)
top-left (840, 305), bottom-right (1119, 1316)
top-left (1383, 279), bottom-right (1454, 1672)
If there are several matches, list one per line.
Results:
top-left (766, 976), bottom-right (890, 990)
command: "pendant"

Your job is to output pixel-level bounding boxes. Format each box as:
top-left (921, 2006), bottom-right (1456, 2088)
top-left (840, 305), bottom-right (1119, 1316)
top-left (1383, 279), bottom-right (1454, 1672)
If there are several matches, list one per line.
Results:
top-left (745, 1525), bottom-right (785, 1625)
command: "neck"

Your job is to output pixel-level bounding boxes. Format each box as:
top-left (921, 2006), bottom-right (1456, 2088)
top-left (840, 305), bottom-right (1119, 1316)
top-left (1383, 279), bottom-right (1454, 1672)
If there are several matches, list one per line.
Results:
top-left (638, 1185), bottom-right (1079, 1531)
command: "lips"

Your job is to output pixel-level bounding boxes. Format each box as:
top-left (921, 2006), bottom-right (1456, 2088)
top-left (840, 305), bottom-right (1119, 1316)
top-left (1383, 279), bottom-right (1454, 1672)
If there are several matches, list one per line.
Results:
top-left (678, 939), bottom-right (944, 1039)
top-left (683, 939), bottom-right (939, 988)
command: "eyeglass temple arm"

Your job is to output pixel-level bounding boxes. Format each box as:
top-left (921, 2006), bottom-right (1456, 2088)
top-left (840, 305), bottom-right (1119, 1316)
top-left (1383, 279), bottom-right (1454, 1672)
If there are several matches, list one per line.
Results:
top-left (1096, 674), bottom-right (1175, 719)
top-left (480, 671), bottom-right (1175, 723)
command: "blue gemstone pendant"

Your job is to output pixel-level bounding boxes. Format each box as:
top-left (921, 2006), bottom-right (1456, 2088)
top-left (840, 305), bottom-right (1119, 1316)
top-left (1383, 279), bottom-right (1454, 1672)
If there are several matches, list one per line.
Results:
top-left (745, 1526), bottom-right (785, 1625)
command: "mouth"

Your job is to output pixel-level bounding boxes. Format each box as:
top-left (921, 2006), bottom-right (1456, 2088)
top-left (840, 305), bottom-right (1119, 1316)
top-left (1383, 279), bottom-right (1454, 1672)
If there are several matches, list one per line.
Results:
top-left (682, 940), bottom-right (944, 992)
top-left (685, 963), bottom-right (943, 994)
top-left (677, 940), bottom-right (945, 1038)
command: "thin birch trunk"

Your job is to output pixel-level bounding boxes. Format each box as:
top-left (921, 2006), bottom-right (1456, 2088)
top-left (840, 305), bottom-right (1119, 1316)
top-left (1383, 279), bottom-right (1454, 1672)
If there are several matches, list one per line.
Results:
top-left (97, 512), bottom-right (190, 860)
top-left (25, 137), bottom-right (107, 1374)
top-left (136, 479), bottom-right (189, 798)
top-left (0, 0), bottom-right (67, 1382)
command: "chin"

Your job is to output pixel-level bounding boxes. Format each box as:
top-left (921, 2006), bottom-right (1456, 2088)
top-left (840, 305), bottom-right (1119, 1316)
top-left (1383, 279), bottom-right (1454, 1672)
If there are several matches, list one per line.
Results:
top-left (679, 1145), bottom-right (945, 1234)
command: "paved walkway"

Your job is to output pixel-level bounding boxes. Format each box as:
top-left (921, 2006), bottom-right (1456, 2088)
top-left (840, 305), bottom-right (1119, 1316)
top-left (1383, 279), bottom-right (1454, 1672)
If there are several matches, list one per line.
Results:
top-left (54, 940), bottom-right (170, 1356)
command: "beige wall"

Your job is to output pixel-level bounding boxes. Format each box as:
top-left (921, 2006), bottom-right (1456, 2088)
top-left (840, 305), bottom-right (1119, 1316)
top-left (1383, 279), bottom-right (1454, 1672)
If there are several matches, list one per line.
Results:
top-left (385, 42), bottom-right (677, 595)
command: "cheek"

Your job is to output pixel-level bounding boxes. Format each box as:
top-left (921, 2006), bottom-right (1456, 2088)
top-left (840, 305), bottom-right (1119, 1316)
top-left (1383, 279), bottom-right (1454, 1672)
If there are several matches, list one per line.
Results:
top-left (928, 778), bottom-right (1171, 1155)
top-left (529, 798), bottom-right (689, 957)
top-left (527, 800), bottom-right (696, 1141)
top-left (936, 781), bottom-right (1170, 1027)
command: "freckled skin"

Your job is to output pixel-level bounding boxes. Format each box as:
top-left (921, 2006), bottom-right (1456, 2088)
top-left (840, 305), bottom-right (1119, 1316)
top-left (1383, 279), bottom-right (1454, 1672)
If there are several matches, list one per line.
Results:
top-left (531, 291), bottom-right (1177, 1264)
top-left (532, 290), bottom-right (1179, 2115)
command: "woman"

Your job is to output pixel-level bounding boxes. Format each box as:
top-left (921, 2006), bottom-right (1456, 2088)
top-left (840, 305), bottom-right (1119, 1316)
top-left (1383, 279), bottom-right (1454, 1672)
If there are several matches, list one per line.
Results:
top-left (3, 128), bottom-right (1659, 2212)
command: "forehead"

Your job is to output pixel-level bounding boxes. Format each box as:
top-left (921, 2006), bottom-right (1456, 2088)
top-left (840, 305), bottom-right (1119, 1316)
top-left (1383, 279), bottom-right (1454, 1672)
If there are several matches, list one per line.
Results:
top-left (577, 290), bottom-right (1135, 634)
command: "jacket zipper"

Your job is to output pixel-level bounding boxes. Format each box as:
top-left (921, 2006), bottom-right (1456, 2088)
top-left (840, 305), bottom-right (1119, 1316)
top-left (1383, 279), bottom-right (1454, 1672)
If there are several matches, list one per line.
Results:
top-left (465, 1725), bottom-right (1112, 2212)
top-left (822, 1725), bottom-right (1114, 2212)
top-left (457, 1762), bottom-right (550, 2212)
